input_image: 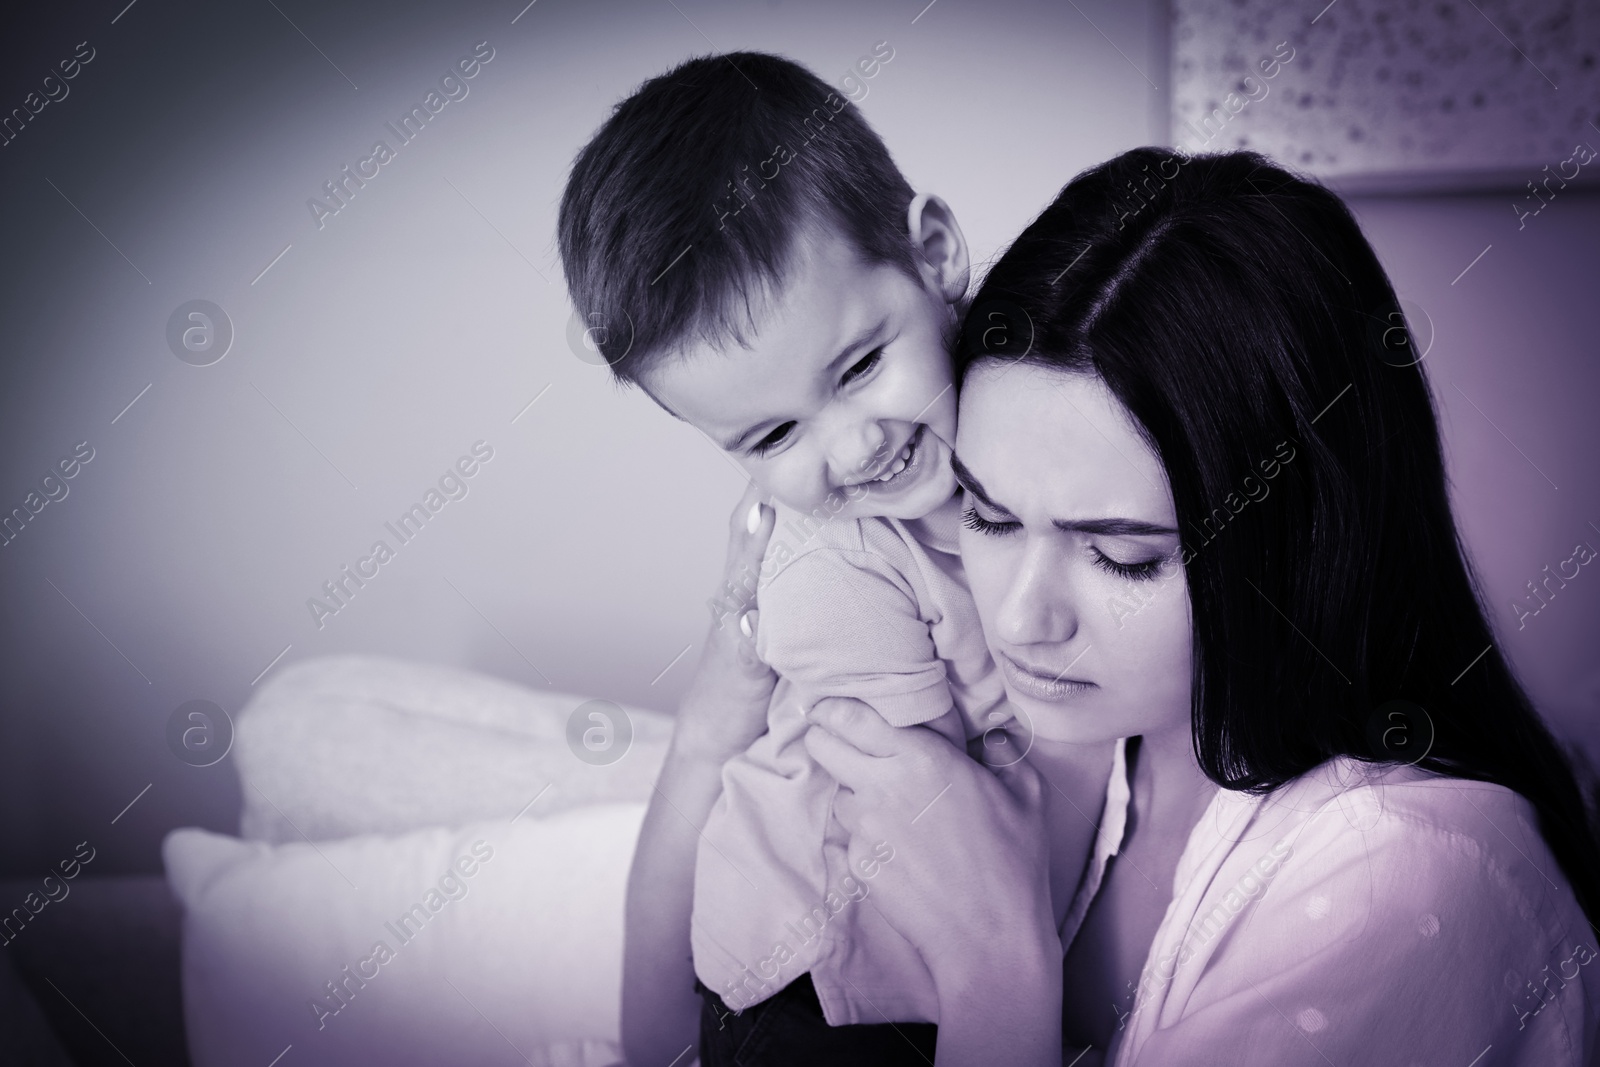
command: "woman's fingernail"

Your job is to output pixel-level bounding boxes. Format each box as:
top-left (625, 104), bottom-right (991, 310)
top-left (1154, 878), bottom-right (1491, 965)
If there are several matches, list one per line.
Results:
top-left (739, 612), bottom-right (755, 639)
top-left (746, 502), bottom-right (763, 534)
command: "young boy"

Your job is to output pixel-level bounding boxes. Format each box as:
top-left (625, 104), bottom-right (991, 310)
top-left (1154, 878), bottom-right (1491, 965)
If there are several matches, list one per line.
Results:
top-left (559, 51), bottom-right (1088, 1062)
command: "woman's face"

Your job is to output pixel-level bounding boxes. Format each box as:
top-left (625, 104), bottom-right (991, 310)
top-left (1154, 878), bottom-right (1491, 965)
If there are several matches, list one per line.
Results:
top-left (954, 362), bottom-right (1193, 745)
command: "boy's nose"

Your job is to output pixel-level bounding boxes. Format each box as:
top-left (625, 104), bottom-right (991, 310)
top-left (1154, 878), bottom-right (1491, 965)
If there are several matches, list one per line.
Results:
top-left (828, 420), bottom-right (889, 485)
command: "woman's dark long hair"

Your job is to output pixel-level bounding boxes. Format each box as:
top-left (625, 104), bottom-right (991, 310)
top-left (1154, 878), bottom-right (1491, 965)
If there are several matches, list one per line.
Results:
top-left (955, 147), bottom-right (1600, 924)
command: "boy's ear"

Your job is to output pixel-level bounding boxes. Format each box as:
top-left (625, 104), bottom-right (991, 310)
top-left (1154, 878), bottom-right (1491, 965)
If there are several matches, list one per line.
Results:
top-left (906, 193), bottom-right (970, 305)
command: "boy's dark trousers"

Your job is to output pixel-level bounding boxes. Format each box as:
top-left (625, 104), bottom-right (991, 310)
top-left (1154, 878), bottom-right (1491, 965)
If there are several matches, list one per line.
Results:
top-left (696, 974), bottom-right (938, 1065)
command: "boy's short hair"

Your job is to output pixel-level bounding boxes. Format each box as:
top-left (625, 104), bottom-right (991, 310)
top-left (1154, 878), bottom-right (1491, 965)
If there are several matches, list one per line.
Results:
top-left (557, 51), bottom-right (919, 384)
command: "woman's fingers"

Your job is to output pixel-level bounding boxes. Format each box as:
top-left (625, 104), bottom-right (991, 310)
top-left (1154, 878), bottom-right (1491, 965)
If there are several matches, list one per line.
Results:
top-left (717, 483), bottom-right (774, 637)
top-left (830, 782), bottom-right (861, 833)
top-left (806, 697), bottom-right (904, 758)
top-left (725, 483), bottom-right (774, 569)
top-left (669, 487), bottom-right (779, 764)
top-left (802, 719), bottom-right (881, 785)
top-left (728, 480), bottom-right (767, 534)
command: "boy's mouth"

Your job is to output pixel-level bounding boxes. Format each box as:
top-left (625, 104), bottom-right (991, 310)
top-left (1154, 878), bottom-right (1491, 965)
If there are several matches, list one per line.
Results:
top-left (858, 424), bottom-right (926, 493)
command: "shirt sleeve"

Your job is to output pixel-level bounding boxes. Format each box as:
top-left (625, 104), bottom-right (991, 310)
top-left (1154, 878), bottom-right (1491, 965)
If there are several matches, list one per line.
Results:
top-left (754, 547), bottom-right (952, 728)
top-left (1123, 796), bottom-right (1594, 1067)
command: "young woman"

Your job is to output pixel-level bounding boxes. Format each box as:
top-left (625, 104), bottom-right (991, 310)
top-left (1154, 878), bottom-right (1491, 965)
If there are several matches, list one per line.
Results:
top-left (802, 149), bottom-right (1600, 1065)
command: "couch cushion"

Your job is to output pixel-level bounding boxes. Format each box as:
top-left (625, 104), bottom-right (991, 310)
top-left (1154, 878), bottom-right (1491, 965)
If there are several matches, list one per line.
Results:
top-left (164, 804), bottom-right (642, 1067)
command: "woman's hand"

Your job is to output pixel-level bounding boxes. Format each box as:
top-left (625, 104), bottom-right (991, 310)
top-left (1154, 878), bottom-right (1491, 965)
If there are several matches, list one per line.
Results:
top-left (672, 482), bottom-right (778, 765)
top-left (803, 697), bottom-right (1064, 1067)
top-left (803, 697), bottom-right (1056, 974)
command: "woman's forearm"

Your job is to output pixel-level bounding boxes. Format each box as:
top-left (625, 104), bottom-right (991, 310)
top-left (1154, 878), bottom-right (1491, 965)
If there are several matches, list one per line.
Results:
top-left (803, 699), bottom-right (1068, 1065)
top-left (622, 489), bottom-right (777, 1063)
top-left (931, 918), bottom-right (1064, 1067)
top-left (619, 741), bottom-right (727, 1067)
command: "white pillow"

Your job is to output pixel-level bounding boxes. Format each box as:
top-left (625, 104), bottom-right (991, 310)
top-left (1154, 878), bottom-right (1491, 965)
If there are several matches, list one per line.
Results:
top-left (164, 804), bottom-right (644, 1067)
top-left (234, 654), bottom-right (672, 843)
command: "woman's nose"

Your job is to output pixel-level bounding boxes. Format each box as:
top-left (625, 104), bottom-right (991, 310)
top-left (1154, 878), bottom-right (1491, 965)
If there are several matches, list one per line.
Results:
top-left (994, 539), bottom-right (1079, 647)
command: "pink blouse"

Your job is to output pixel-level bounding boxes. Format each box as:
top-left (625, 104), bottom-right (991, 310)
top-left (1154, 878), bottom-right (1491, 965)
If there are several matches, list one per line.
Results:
top-left (1071, 748), bottom-right (1597, 1066)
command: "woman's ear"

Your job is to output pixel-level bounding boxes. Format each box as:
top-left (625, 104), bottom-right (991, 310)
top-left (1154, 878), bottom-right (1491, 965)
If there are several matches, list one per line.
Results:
top-left (906, 193), bottom-right (970, 305)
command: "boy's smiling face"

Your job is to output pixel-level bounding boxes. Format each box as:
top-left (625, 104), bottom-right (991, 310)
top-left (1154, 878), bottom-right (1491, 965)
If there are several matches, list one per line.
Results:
top-left (640, 211), bottom-right (965, 521)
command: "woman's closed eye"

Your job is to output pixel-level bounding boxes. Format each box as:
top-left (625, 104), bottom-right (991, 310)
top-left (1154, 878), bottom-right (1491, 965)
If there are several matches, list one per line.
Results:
top-left (1090, 546), bottom-right (1168, 581)
top-left (964, 504), bottom-right (1174, 581)
top-left (962, 506), bottom-right (1017, 536)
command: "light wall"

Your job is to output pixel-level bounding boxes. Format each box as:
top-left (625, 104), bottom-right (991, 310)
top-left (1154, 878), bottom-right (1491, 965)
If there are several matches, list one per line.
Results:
top-left (0, 0), bottom-right (1593, 877)
top-left (0, 0), bottom-right (1166, 874)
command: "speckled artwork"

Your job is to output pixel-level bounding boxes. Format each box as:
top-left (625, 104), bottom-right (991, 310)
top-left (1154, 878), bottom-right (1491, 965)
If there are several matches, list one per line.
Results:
top-left (1171, 0), bottom-right (1600, 191)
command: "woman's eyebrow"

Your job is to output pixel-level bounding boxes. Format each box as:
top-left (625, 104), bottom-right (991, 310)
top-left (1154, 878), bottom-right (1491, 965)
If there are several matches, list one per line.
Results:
top-left (950, 454), bottom-right (1011, 514)
top-left (951, 454), bottom-right (1177, 536)
top-left (1054, 517), bottom-right (1178, 536)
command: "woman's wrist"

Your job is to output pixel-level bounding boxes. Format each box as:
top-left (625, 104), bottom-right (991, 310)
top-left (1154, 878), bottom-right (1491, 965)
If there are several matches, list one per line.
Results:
top-left (930, 914), bottom-right (1061, 1004)
top-left (669, 614), bottom-right (774, 767)
top-left (931, 931), bottom-right (1062, 1067)
top-left (667, 701), bottom-right (752, 767)
top-left (929, 899), bottom-right (1061, 1051)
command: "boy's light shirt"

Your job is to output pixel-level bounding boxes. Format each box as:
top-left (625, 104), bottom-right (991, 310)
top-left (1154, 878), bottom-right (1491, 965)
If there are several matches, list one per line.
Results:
top-left (691, 488), bottom-right (1013, 1025)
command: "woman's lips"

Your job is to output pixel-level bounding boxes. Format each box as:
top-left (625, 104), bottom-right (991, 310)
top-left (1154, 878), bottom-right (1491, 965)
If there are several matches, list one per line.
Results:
top-left (999, 650), bottom-right (1097, 703)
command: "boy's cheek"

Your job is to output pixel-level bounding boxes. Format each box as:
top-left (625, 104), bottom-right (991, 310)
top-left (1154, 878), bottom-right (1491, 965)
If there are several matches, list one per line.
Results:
top-left (695, 426), bottom-right (830, 515)
top-left (884, 355), bottom-right (959, 442)
top-left (757, 474), bottom-right (829, 516)
top-left (924, 385), bottom-right (960, 444)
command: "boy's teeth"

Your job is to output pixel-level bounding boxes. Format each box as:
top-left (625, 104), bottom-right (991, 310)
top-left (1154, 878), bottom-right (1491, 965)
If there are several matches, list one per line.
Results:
top-left (870, 438), bottom-right (916, 484)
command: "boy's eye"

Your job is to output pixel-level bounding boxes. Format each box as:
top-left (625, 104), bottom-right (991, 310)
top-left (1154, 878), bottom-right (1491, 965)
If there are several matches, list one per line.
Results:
top-left (840, 348), bottom-right (883, 386)
top-left (749, 422), bottom-right (796, 458)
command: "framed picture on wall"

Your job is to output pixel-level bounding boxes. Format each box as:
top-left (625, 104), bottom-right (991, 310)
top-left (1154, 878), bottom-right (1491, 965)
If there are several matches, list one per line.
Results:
top-left (1170, 0), bottom-right (1600, 199)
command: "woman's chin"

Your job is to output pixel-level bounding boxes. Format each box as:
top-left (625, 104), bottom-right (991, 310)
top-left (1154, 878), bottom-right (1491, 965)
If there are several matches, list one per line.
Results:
top-left (1005, 693), bottom-right (1122, 748)
top-left (1029, 717), bottom-right (1119, 747)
